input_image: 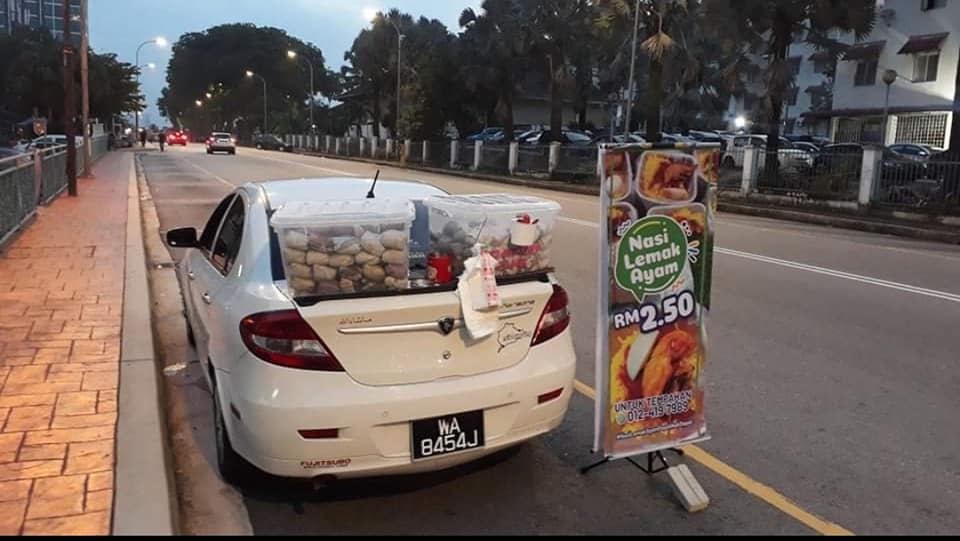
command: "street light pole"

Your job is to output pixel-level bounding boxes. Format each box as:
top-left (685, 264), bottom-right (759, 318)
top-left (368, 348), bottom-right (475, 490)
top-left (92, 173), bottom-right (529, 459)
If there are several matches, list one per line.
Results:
top-left (134, 36), bottom-right (166, 138)
top-left (246, 71), bottom-right (268, 133)
top-left (384, 19), bottom-right (403, 139)
top-left (287, 51), bottom-right (315, 134)
top-left (80, 0), bottom-right (91, 177)
top-left (882, 69), bottom-right (898, 146)
top-left (624, 0), bottom-right (641, 137)
top-left (62, 0), bottom-right (76, 196)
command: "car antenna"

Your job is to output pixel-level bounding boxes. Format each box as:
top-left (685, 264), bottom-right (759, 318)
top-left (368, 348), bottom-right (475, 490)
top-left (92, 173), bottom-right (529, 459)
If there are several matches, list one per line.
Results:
top-left (366, 169), bottom-right (380, 199)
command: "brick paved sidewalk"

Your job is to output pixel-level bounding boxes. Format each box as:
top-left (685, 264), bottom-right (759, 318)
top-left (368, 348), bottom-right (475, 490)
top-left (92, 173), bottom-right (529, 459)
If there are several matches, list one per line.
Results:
top-left (0, 152), bottom-right (130, 535)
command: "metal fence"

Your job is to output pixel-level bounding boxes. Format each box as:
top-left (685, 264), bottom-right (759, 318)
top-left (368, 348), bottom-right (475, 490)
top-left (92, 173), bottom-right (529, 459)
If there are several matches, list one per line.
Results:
top-left (456, 142), bottom-right (475, 169)
top-left (0, 136), bottom-right (109, 246)
top-left (407, 141), bottom-right (424, 164)
top-left (516, 145), bottom-right (550, 174)
top-left (874, 156), bottom-right (960, 214)
top-left (479, 143), bottom-right (509, 173)
top-left (756, 149), bottom-right (859, 200)
top-left (555, 145), bottom-right (596, 179)
top-left (425, 140), bottom-right (449, 168)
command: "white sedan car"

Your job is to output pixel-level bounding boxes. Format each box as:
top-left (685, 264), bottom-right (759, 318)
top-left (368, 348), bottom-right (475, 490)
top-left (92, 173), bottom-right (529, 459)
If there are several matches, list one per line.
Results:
top-left (165, 178), bottom-right (576, 484)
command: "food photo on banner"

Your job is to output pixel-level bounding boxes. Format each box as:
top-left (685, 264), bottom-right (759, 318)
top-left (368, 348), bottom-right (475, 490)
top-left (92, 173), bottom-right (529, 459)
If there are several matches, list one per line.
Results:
top-left (594, 142), bottom-right (720, 459)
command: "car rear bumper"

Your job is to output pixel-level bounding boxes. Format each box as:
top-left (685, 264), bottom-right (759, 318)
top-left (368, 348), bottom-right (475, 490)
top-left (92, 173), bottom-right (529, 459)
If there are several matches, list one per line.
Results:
top-left (207, 144), bottom-right (235, 151)
top-left (221, 329), bottom-right (576, 479)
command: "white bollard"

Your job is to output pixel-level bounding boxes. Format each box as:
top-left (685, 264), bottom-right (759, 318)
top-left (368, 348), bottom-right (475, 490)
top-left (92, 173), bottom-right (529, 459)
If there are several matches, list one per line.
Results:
top-left (741, 146), bottom-right (759, 195)
top-left (473, 140), bottom-right (483, 171)
top-left (404, 139), bottom-right (412, 163)
top-left (386, 139), bottom-right (395, 160)
top-left (422, 141), bottom-right (430, 163)
top-left (335, 137), bottom-right (341, 155)
top-left (859, 146), bottom-right (882, 206)
top-left (359, 137), bottom-right (367, 156)
top-left (548, 142), bottom-right (561, 175)
top-left (450, 140), bottom-right (459, 168)
top-left (371, 137), bottom-right (379, 158)
top-left (508, 142), bottom-right (519, 175)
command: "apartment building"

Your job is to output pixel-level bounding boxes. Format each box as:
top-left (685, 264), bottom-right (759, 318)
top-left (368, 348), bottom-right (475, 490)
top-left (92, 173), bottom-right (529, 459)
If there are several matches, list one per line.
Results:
top-left (811, 0), bottom-right (959, 149)
top-left (0, 0), bottom-right (81, 44)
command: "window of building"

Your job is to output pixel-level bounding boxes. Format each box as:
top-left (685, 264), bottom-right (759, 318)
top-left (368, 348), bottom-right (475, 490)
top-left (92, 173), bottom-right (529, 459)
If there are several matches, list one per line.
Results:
top-left (895, 113), bottom-right (948, 148)
top-left (913, 52), bottom-right (939, 82)
top-left (854, 59), bottom-right (877, 86)
top-left (921, 0), bottom-right (946, 11)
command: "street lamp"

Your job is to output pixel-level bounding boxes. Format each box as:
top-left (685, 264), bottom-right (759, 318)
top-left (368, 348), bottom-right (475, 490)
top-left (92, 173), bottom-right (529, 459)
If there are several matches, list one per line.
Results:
top-left (367, 9), bottom-right (403, 138)
top-left (134, 36), bottom-right (167, 136)
top-left (246, 70), bottom-right (268, 133)
top-left (882, 69), bottom-right (897, 146)
top-left (287, 49), bottom-right (316, 134)
top-left (205, 92), bottom-right (212, 99)
top-left (195, 100), bottom-right (203, 107)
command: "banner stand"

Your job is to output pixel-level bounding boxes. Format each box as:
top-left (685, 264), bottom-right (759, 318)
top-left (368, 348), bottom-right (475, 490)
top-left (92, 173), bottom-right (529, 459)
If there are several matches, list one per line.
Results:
top-left (579, 448), bottom-right (683, 476)
top-left (590, 142), bottom-right (722, 513)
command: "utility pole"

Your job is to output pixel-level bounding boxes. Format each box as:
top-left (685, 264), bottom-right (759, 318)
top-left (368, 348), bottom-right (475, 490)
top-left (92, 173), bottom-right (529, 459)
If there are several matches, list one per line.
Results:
top-left (63, 0), bottom-right (77, 196)
top-left (623, 0), bottom-right (641, 137)
top-left (80, 0), bottom-right (91, 177)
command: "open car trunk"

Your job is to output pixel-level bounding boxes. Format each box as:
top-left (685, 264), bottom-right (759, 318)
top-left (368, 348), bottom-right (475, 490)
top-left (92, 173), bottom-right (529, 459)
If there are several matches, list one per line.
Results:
top-left (293, 277), bottom-right (553, 386)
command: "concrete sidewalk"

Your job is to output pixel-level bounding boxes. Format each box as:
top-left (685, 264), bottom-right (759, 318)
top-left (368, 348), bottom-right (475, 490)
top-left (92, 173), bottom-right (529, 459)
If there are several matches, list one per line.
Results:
top-left (0, 151), bottom-right (133, 534)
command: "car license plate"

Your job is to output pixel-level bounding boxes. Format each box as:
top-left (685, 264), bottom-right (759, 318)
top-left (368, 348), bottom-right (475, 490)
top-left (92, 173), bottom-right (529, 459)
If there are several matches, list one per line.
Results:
top-left (411, 410), bottom-right (484, 460)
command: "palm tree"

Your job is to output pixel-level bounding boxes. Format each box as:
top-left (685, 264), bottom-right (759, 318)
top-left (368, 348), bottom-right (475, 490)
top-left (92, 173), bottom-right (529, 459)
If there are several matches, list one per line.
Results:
top-left (527, 0), bottom-right (594, 142)
top-left (707, 0), bottom-right (877, 179)
top-left (459, 0), bottom-right (531, 141)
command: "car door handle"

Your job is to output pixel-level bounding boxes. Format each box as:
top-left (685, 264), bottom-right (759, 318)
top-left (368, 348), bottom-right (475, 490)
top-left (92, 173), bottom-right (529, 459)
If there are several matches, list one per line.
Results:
top-left (202, 293), bottom-right (212, 304)
top-left (188, 271), bottom-right (196, 281)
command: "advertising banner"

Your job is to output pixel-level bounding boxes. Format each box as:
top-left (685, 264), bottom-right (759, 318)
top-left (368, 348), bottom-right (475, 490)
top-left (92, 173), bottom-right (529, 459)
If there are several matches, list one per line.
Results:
top-left (594, 143), bottom-right (720, 458)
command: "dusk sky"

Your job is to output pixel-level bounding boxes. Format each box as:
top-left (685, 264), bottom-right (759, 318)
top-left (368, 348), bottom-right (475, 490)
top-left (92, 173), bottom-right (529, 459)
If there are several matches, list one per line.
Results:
top-left (89, 0), bottom-right (479, 125)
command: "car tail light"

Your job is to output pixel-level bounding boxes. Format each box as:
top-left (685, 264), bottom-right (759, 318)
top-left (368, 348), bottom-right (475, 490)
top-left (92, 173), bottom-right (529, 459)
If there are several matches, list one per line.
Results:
top-left (531, 284), bottom-right (570, 346)
top-left (239, 310), bottom-right (344, 371)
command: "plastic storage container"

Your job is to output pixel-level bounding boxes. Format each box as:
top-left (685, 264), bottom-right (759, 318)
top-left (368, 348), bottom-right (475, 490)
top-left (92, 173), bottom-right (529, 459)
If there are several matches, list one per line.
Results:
top-left (424, 194), bottom-right (561, 277)
top-left (270, 199), bottom-right (416, 297)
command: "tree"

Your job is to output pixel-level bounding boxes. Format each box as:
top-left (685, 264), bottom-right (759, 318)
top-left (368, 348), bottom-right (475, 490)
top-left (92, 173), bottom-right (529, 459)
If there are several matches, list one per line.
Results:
top-left (459, 0), bottom-right (532, 141)
top-left (340, 12), bottom-right (404, 137)
top-left (0, 26), bottom-right (140, 134)
top-left (708, 0), bottom-right (876, 179)
top-left (160, 24), bottom-right (331, 136)
top-left (526, 0), bottom-right (594, 141)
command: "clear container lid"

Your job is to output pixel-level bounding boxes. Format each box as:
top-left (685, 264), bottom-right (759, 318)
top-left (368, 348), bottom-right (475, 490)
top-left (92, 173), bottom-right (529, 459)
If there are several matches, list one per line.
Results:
top-left (424, 193), bottom-right (561, 218)
top-left (270, 198), bottom-right (415, 228)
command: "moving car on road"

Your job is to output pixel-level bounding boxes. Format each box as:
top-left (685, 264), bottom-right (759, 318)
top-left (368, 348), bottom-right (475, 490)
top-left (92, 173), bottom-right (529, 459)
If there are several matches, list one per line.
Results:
top-left (206, 132), bottom-right (236, 155)
top-left (254, 134), bottom-right (293, 152)
top-left (164, 178), bottom-right (576, 484)
top-left (166, 130), bottom-right (189, 146)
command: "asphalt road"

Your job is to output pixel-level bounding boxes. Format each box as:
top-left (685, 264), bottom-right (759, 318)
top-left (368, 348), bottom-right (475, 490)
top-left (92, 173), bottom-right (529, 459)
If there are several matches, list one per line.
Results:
top-left (140, 143), bottom-right (960, 535)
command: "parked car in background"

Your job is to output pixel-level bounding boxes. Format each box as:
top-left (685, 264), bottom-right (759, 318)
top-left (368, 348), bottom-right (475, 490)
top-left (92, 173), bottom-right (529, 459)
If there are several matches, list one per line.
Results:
top-left (254, 134), bottom-right (293, 152)
top-left (592, 133), bottom-right (646, 144)
top-left (163, 178), bottom-right (576, 484)
top-left (792, 141), bottom-right (821, 154)
top-left (467, 127), bottom-right (503, 142)
top-left (687, 130), bottom-right (725, 144)
top-left (518, 129), bottom-right (593, 146)
top-left (206, 132), bottom-right (236, 155)
top-left (722, 134), bottom-right (812, 170)
top-left (887, 143), bottom-right (940, 162)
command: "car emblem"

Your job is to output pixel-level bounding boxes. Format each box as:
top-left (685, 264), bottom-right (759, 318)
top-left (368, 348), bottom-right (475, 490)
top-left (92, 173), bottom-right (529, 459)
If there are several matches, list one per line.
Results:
top-left (437, 317), bottom-right (455, 336)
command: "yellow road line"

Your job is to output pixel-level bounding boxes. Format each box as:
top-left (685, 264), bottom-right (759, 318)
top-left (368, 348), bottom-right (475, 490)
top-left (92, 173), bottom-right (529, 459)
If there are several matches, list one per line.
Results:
top-left (572, 379), bottom-right (853, 536)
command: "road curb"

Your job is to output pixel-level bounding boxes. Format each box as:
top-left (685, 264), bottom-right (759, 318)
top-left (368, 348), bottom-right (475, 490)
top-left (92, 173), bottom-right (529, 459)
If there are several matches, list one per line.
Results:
top-left (114, 154), bottom-right (179, 535)
top-left (294, 150), bottom-right (959, 245)
top-left (136, 153), bottom-right (255, 535)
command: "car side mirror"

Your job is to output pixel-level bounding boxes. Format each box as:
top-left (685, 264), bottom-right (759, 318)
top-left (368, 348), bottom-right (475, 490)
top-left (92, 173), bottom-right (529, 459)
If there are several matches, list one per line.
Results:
top-left (166, 227), bottom-right (199, 248)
